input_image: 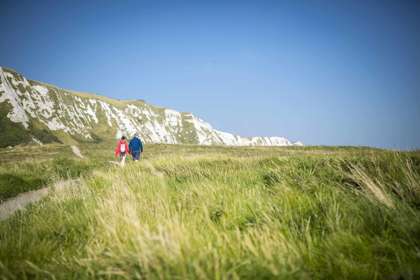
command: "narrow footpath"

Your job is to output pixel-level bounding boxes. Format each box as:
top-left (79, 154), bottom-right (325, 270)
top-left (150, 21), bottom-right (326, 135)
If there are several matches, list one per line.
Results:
top-left (0, 179), bottom-right (79, 221)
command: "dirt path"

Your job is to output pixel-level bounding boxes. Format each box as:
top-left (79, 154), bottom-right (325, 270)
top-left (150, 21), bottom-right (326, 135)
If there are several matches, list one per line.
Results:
top-left (0, 188), bottom-right (49, 221)
top-left (0, 179), bottom-right (78, 221)
top-left (0, 160), bottom-right (164, 221)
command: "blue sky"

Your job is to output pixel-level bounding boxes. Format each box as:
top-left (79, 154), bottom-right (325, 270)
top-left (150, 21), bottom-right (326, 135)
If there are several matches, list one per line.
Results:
top-left (1, 0), bottom-right (419, 149)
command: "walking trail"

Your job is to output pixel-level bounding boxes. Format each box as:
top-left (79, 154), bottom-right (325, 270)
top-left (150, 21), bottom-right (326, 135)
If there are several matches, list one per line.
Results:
top-left (0, 179), bottom-right (78, 221)
top-left (0, 160), bottom-right (163, 222)
top-left (0, 145), bottom-right (83, 221)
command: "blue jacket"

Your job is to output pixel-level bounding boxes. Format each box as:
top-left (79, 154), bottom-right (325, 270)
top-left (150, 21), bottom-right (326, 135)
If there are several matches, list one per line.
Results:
top-left (129, 136), bottom-right (143, 153)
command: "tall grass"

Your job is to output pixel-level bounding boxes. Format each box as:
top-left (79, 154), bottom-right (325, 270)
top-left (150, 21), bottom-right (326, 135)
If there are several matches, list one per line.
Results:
top-left (0, 149), bottom-right (419, 279)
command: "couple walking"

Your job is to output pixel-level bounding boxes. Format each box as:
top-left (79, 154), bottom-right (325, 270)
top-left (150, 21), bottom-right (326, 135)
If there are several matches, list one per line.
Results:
top-left (115, 133), bottom-right (143, 166)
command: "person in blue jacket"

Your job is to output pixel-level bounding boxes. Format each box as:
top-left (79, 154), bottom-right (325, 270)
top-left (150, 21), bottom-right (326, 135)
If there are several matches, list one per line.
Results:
top-left (129, 133), bottom-right (144, 161)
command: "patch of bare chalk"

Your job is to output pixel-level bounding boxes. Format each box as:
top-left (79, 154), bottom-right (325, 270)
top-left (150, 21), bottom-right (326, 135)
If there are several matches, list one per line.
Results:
top-left (71, 145), bottom-right (84, 158)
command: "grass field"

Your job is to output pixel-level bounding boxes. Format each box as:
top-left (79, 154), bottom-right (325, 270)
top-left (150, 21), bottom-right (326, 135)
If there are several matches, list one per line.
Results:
top-left (0, 144), bottom-right (419, 279)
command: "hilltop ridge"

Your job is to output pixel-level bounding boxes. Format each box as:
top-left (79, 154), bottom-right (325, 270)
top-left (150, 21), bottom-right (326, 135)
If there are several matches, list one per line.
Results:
top-left (0, 66), bottom-right (302, 147)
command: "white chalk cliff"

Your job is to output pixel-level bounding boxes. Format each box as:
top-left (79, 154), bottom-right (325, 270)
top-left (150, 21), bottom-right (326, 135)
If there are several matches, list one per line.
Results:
top-left (0, 66), bottom-right (302, 147)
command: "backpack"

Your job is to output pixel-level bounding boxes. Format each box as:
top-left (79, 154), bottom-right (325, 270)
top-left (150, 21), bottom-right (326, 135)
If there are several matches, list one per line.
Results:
top-left (120, 142), bottom-right (126, 153)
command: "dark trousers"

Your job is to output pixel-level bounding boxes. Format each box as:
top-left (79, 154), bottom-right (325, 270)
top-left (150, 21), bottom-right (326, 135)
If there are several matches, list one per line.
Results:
top-left (132, 150), bottom-right (141, 160)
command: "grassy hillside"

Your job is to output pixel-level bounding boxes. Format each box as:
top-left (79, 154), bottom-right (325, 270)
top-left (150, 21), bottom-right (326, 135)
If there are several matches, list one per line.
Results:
top-left (0, 145), bottom-right (419, 279)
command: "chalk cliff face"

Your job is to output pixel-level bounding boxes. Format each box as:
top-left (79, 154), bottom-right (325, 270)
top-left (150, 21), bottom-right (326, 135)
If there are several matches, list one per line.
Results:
top-left (0, 66), bottom-right (302, 147)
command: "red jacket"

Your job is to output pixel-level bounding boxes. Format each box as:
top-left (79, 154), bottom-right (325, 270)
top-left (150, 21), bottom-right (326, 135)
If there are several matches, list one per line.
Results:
top-left (115, 140), bottom-right (129, 156)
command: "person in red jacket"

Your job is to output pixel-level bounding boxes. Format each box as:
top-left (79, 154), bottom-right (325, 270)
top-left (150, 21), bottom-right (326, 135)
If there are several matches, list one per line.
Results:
top-left (115, 136), bottom-right (129, 166)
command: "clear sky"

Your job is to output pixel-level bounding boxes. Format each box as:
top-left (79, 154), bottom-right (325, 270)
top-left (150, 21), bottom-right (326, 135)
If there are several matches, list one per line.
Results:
top-left (1, 0), bottom-right (419, 149)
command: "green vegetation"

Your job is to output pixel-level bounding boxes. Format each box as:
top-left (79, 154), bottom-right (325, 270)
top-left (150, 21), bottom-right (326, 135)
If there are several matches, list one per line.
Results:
top-left (0, 102), bottom-right (31, 147)
top-left (0, 145), bottom-right (419, 279)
